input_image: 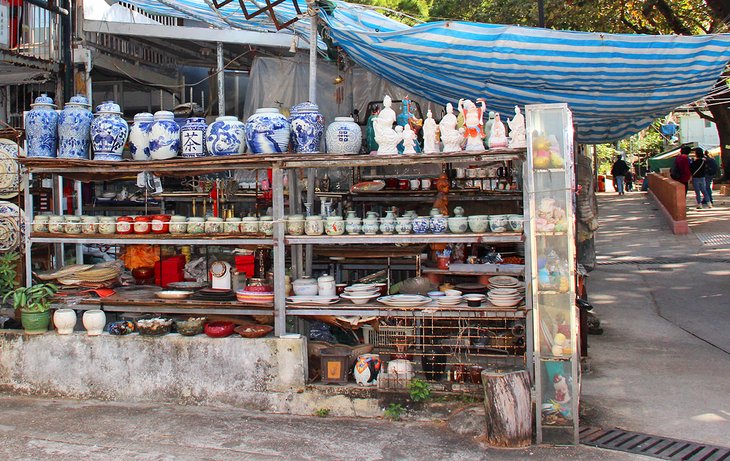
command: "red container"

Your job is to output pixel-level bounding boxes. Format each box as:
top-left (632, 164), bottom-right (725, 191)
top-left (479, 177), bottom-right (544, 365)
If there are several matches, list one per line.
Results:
top-left (398, 179), bottom-right (409, 190)
top-left (385, 178), bottom-right (398, 189)
top-left (133, 216), bottom-right (152, 234)
top-left (116, 216), bottom-right (134, 234)
top-left (235, 255), bottom-right (256, 278)
top-left (154, 255), bottom-right (185, 287)
top-left (204, 321), bottom-right (235, 338)
top-left (150, 214), bottom-right (171, 234)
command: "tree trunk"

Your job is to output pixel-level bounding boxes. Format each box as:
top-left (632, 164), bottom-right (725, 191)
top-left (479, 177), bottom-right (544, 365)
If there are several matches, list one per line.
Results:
top-left (481, 369), bottom-right (532, 448)
top-left (708, 100), bottom-right (730, 181)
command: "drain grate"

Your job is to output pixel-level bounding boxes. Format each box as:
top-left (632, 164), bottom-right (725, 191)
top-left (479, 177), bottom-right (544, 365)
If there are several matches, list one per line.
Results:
top-left (694, 233), bottom-right (730, 246)
top-left (581, 427), bottom-right (730, 460)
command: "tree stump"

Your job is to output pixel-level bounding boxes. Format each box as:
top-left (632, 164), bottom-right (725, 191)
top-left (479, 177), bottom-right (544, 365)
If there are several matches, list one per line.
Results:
top-left (481, 368), bottom-right (532, 448)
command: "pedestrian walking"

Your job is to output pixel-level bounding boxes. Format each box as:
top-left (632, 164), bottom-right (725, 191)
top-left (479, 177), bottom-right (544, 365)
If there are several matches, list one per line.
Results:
top-left (624, 170), bottom-right (634, 192)
top-left (701, 147), bottom-right (717, 208)
top-left (671, 145), bottom-right (692, 195)
top-left (689, 148), bottom-right (710, 210)
top-left (610, 156), bottom-right (630, 196)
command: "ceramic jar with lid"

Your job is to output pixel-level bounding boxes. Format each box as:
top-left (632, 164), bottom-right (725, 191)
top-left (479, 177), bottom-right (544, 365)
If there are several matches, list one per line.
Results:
top-left (205, 217), bottom-right (224, 234)
top-left (286, 215), bottom-right (305, 236)
top-left (58, 94), bottom-right (93, 159)
top-left (258, 216), bottom-right (273, 236)
top-left (245, 108), bottom-right (291, 154)
top-left (289, 102), bottom-right (324, 153)
top-left (81, 215), bottom-right (98, 234)
top-left (116, 216), bottom-right (133, 234)
top-left (362, 214), bottom-right (379, 235)
top-left (395, 217), bottom-right (412, 234)
top-left (325, 216), bottom-right (345, 236)
top-left (25, 94), bottom-right (58, 158)
top-left (292, 276), bottom-right (318, 296)
top-left (32, 215), bottom-right (50, 233)
top-left (48, 215), bottom-right (64, 234)
top-left (150, 214), bottom-right (171, 234)
top-left (169, 215), bottom-right (188, 234)
top-left (187, 217), bottom-right (205, 234)
top-left (128, 112), bottom-right (154, 161)
top-left (64, 216), bottom-right (81, 234)
top-left (379, 218), bottom-right (395, 235)
top-left (241, 217), bottom-right (259, 234)
top-left (345, 216), bottom-right (362, 235)
top-left (180, 117), bottom-right (208, 158)
top-left (224, 217), bottom-right (241, 234)
top-left (133, 216), bottom-right (152, 234)
top-left (412, 216), bottom-right (430, 234)
top-left (206, 116), bottom-right (246, 156)
top-left (98, 216), bottom-right (116, 234)
top-left (91, 101), bottom-right (128, 161)
top-left (325, 117), bottom-right (362, 155)
top-left (430, 214), bottom-right (447, 234)
top-left (305, 216), bottom-right (324, 236)
top-left (149, 111), bottom-right (180, 160)
top-left (317, 274), bottom-right (336, 298)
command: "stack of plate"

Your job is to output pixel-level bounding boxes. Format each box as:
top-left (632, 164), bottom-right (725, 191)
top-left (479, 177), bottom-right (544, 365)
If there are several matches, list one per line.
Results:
top-left (487, 287), bottom-right (524, 307)
top-left (435, 296), bottom-right (462, 307)
top-left (377, 294), bottom-right (432, 307)
top-left (235, 289), bottom-right (274, 304)
top-left (487, 276), bottom-right (522, 291)
top-left (193, 288), bottom-right (236, 301)
top-left (287, 295), bottom-right (340, 305)
top-left (341, 283), bottom-right (381, 305)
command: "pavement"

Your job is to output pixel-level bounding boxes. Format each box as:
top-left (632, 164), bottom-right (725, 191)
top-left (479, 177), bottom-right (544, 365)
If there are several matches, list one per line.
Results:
top-left (0, 185), bottom-right (728, 460)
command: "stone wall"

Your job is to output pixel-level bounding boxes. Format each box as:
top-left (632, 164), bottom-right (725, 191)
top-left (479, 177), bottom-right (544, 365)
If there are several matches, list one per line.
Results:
top-left (647, 173), bottom-right (688, 235)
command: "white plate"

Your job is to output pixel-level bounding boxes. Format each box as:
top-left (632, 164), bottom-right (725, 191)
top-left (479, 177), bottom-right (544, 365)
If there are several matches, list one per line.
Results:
top-left (436, 298), bottom-right (463, 306)
top-left (167, 281), bottom-right (208, 290)
top-left (155, 290), bottom-right (193, 299)
top-left (287, 296), bottom-right (340, 305)
top-left (0, 201), bottom-right (24, 252)
top-left (377, 294), bottom-right (432, 307)
top-left (0, 139), bottom-right (23, 199)
top-left (488, 299), bottom-right (522, 307)
top-left (346, 283), bottom-right (379, 292)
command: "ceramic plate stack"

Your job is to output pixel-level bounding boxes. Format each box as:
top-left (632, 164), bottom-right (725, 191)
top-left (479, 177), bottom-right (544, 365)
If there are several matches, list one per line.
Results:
top-left (377, 294), bottom-right (432, 308)
top-left (0, 139), bottom-right (23, 199)
top-left (235, 289), bottom-right (274, 304)
top-left (487, 287), bottom-right (524, 308)
top-left (435, 296), bottom-right (462, 307)
top-left (0, 201), bottom-right (24, 253)
top-left (341, 283), bottom-right (380, 305)
top-left (287, 296), bottom-right (340, 305)
top-left (194, 288), bottom-right (236, 301)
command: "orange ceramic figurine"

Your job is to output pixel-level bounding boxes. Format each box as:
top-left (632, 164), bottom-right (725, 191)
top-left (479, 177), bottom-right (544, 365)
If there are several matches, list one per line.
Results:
top-left (433, 172), bottom-right (450, 216)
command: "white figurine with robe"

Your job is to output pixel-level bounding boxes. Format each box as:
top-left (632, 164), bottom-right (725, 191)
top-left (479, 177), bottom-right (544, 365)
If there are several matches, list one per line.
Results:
top-left (422, 110), bottom-right (439, 154)
top-left (439, 103), bottom-right (462, 152)
top-left (508, 105), bottom-right (526, 149)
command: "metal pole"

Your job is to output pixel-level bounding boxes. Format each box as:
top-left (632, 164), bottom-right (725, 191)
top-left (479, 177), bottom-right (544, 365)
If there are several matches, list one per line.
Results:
top-left (217, 42), bottom-right (225, 116)
top-left (305, 2), bottom-right (318, 276)
top-left (537, 0), bottom-right (545, 28)
top-left (272, 166), bottom-right (287, 336)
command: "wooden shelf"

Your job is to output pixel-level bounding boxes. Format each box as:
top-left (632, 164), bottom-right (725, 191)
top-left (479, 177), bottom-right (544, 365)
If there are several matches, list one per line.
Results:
top-left (30, 232), bottom-right (273, 246)
top-left (285, 232), bottom-right (523, 245)
top-left (286, 302), bottom-right (526, 318)
top-left (69, 296), bottom-right (273, 317)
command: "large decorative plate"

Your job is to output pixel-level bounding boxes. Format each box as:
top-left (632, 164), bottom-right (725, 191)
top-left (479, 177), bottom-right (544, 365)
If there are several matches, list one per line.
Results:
top-left (0, 201), bottom-right (24, 252)
top-left (0, 139), bottom-right (23, 199)
top-left (376, 294), bottom-right (432, 307)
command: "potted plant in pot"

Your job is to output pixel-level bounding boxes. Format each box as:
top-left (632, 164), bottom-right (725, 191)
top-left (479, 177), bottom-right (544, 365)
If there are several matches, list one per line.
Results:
top-left (3, 283), bottom-right (58, 334)
top-left (0, 252), bottom-right (20, 304)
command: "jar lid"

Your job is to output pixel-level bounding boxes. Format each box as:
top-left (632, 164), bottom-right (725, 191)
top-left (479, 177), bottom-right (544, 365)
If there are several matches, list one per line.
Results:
top-left (241, 217), bottom-right (258, 222)
top-left (65, 216), bottom-right (81, 221)
top-left (96, 101), bottom-right (122, 115)
top-left (206, 217), bottom-right (224, 222)
top-left (259, 216), bottom-right (273, 221)
top-left (134, 216), bottom-right (152, 221)
top-left (31, 93), bottom-right (56, 108)
top-left (153, 110), bottom-right (175, 120)
top-left (333, 117), bottom-right (354, 122)
top-left (326, 216), bottom-right (343, 220)
top-left (67, 94), bottom-right (90, 107)
top-left (293, 277), bottom-right (317, 286)
top-left (188, 217), bottom-right (205, 222)
top-left (317, 275), bottom-right (335, 282)
top-left (288, 214), bottom-right (304, 220)
top-left (225, 217), bottom-right (241, 221)
top-left (33, 215), bottom-right (50, 220)
top-left (117, 216), bottom-right (134, 221)
top-left (306, 215), bottom-right (322, 220)
top-left (170, 215), bottom-right (187, 221)
top-left (255, 108), bottom-right (281, 114)
top-left (133, 112), bottom-right (154, 122)
top-left (290, 101), bottom-right (319, 113)
top-left (150, 214), bottom-right (171, 220)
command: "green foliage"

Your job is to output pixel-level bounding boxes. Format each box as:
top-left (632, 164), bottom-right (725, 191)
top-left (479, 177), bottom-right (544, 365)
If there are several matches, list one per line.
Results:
top-left (0, 252), bottom-right (19, 297)
top-left (596, 144), bottom-right (619, 175)
top-left (314, 408), bottom-right (331, 417)
top-left (384, 403), bottom-right (404, 420)
top-left (408, 378), bottom-right (432, 402)
top-left (619, 128), bottom-right (665, 161)
top-left (3, 283), bottom-right (58, 313)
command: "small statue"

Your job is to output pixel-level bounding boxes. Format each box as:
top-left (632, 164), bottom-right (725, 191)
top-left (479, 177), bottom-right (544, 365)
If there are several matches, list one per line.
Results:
top-left (432, 173), bottom-right (451, 216)
top-left (508, 105), bottom-right (526, 149)
top-left (397, 97), bottom-right (422, 154)
top-left (458, 98), bottom-right (486, 151)
top-left (365, 104), bottom-right (380, 153)
top-left (439, 103), bottom-right (462, 152)
top-left (488, 113), bottom-right (508, 149)
top-left (422, 109), bottom-right (438, 154)
top-left (483, 111), bottom-right (495, 148)
top-left (401, 124), bottom-right (418, 154)
top-left (373, 96), bottom-right (402, 155)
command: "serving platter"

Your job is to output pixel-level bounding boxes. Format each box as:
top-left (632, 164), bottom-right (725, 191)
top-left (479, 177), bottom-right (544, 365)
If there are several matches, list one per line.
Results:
top-left (287, 296), bottom-right (340, 305)
top-left (0, 139), bottom-right (22, 199)
top-left (377, 294), bottom-right (432, 307)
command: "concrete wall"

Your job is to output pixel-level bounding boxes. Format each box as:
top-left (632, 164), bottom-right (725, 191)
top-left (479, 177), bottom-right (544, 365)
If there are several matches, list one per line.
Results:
top-left (0, 331), bottom-right (382, 417)
top-left (647, 173), bottom-right (688, 235)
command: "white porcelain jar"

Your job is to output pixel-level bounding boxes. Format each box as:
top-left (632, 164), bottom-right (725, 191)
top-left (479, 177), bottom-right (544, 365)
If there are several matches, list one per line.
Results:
top-left (395, 217), bottom-right (412, 234)
top-left (292, 276), bottom-right (318, 296)
top-left (98, 216), bottom-right (117, 234)
top-left (32, 215), bottom-right (50, 233)
top-left (205, 217), bottom-right (224, 234)
top-left (241, 216), bottom-right (259, 234)
top-left (305, 216), bottom-right (324, 236)
top-left (345, 217), bottom-right (362, 235)
top-left (362, 216), bottom-right (379, 235)
top-left (48, 215), bottom-right (65, 234)
top-left (148, 110), bottom-right (180, 160)
top-left (64, 215), bottom-right (82, 234)
top-left (325, 216), bottom-right (345, 236)
top-left (259, 216), bottom-right (274, 236)
top-left (53, 309), bottom-right (77, 335)
top-left (286, 215), bottom-right (305, 236)
top-left (169, 215), bottom-right (188, 234)
top-left (82, 310), bottom-right (106, 336)
top-left (317, 274), bottom-right (337, 298)
top-left (81, 215), bottom-right (99, 234)
top-left (379, 218), bottom-right (395, 235)
top-left (187, 217), bottom-right (205, 234)
top-left (224, 217), bottom-right (241, 234)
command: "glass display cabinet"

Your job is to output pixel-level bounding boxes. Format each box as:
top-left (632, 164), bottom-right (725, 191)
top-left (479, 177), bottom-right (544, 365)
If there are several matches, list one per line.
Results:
top-left (524, 103), bottom-right (579, 444)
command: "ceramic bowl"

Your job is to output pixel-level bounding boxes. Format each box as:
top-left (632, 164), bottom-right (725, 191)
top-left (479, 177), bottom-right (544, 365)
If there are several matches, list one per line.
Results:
top-left (204, 321), bottom-right (235, 338)
top-left (340, 293), bottom-right (380, 305)
top-left (292, 278), bottom-right (318, 296)
top-left (428, 291), bottom-right (444, 298)
top-left (444, 289), bottom-right (462, 297)
top-left (175, 317), bottom-right (206, 336)
top-left (468, 215), bottom-right (489, 233)
top-left (508, 214), bottom-right (524, 232)
top-left (436, 296), bottom-right (462, 306)
top-left (463, 294), bottom-right (486, 307)
top-left (447, 217), bottom-right (468, 234)
top-left (234, 324), bottom-right (273, 338)
top-left (489, 214), bottom-right (508, 233)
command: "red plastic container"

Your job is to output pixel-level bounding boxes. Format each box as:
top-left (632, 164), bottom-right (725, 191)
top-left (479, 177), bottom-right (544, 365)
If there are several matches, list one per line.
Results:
top-left (116, 216), bottom-right (134, 234)
top-left (133, 216), bottom-right (152, 234)
top-left (150, 214), bottom-right (171, 234)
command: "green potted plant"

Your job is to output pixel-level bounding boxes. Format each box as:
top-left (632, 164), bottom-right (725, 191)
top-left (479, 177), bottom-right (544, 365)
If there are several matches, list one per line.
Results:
top-left (0, 252), bottom-right (19, 303)
top-left (3, 283), bottom-right (58, 334)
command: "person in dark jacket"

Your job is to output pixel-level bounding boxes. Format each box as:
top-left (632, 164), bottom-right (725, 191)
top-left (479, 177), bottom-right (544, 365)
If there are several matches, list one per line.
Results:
top-left (610, 156), bottom-right (630, 195)
top-left (673, 145), bottom-right (692, 194)
top-left (689, 148), bottom-right (710, 209)
top-left (701, 148), bottom-right (717, 208)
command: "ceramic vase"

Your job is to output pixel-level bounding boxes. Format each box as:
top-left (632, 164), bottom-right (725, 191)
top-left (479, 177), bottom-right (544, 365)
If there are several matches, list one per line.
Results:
top-left (180, 117), bottom-right (208, 158)
top-left (91, 101), bottom-right (128, 161)
top-left (25, 94), bottom-right (58, 158)
top-left (395, 217), bottom-right (412, 234)
top-left (149, 111), bottom-right (180, 160)
top-left (362, 217), bottom-right (379, 235)
top-left (128, 112), bottom-right (154, 161)
top-left (289, 102), bottom-right (324, 153)
top-left (82, 309), bottom-right (106, 336)
top-left (412, 216), bottom-right (430, 234)
top-left (325, 117), bottom-right (362, 154)
top-left (345, 217), bottom-right (362, 235)
top-left (430, 214), bottom-right (447, 234)
top-left (58, 95), bottom-right (92, 159)
top-left (354, 353), bottom-right (382, 386)
top-left (53, 309), bottom-right (77, 335)
top-left (245, 108), bottom-right (290, 154)
top-left (206, 116), bottom-right (245, 156)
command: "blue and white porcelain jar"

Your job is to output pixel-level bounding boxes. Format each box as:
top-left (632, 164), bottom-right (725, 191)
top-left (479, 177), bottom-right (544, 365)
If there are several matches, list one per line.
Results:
top-left (25, 94), bottom-right (58, 158)
top-left (430, 214), bottom-right (447, 234)
top-left (289, 102), bottom-right (324, 153)
top-left (245, 108), bottom-right (290, 154)
top-left (180, 117), bottom-right (208, 158)
top-left (58, 95), bottom-right (92, 159)
top-left (325, 117), bottom-right (362, 155)
top-left (90, 101), bottom-right (128, 161)
top-left (128, 112), bottom-right (153, 161)
top-left (206, 116), bottom-right (245, 156)
top-left (412, 216), bottom-right (430, 234)
top-left (149, 111), bottom-right (180, 160)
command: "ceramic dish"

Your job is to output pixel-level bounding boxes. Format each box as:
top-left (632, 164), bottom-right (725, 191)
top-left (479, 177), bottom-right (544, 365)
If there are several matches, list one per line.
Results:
top-left (0, 201), bottom-right (24, 252)
top-left (436, 296), bottom-right (462, 306)
top-left (155, 290), bottom-right (193, 300)
top-left (377, 294), bottom-right (432, 307)
top-left (350, 180), bottom-right (385, 194)
top-left (204, 321), bottom-right (235, 338)
top-left (0, 140), bottom-right (22, 199)
top-left (286, 296), bottom-right (340, 305)
top-left (339, 293), bottom-right (380, 305)
top-left (487, 298), bottom-right (522, 308)
top-left (167, 281), bottom-right (208, 290)
top-left (235, 324), bottom-right (273, 338)
top-left (427, 291), bottom-right (444, 298)
top-left (346, 283), bottom-right (379, 292)
top-left (488, 276), bottom-right (521, 285)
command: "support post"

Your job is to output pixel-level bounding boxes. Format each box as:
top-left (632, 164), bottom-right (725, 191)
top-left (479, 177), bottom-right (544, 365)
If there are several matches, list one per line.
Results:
top-left (53, 175), bottom-right (64, 269)
top-left (304, 2), bottom-right (318, 276)
top-left (23, 173), bottom-right (32, 285)
top-left (217, 42), bottom-right (225, 116)
top-left (272, 166), bottom-right (287, 336)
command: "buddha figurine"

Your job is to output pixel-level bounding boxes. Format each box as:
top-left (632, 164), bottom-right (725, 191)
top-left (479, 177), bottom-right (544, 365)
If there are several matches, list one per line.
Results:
top-left (458, 98), bottom-right (486, 151)
top-left (422, 109), bottom-right (439, 154)
top-left (488, 113), bottom-right (508, 149)
top-left (508, 105), bottom-right (526, 148)
top-left (373, 96), bottom-right (402, 155)
top-left (401, 124), bottom-right (418, 154)
top-left (439, 103), bottom-right (462, 152)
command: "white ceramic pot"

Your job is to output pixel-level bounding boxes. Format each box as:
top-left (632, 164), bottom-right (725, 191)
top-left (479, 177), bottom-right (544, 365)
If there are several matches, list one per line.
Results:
top-left (241, 217), bottom-right (259, 234)
top-left (345, 217), bottom-right (362, 235)
top-left (149, 111), bottom-right (180, 160)
top-left (82, 310), bottom-right (106, 336)
top-left (325, 217), bottom-right (345, 236)
top-left (245, 108), bottom-right (290, 154)
top-left (325, 117), bottom-right (362, 154)
top-left (489, 214), bottom-right (508, 233)
top-left (395, 217), bottom-right (412, 234)
top-left (81, 216), bottom-right (98, 234)
top-left (259, 216), bottom-right (274, 236)
top-left (205, 217), bottom-right (224, 234)
top-left (468, 215), bottom-right (489, 233)
top-left (32, 215), bottom-right (49, 233)
top-left (286, 215), bottom-right (305, 236)
top-left (187, 217), bottom-right (205, 234)
top-left (53, 309), bottom-right (77, 335)
top-left (317, 274), bottom-right (337, 298)
top-left (379, 218), bottom-right (395, 235)
top-left (354, 354), bottom-right (382, 386)
top-left (447, 217), bottom-right (468, 234)
top-left (207, 116), bottom-right (246, 156)
top-left (64, 216), bottom-right (82, 234)
top-left (129, 112), bottom-right (154, 160)
top-left (98, 216), bottom-right (116, 234)
top-left (169, 215), bottom-right (187, 234)
top-left (305, 216), bottom-right (324, 236)
top-left (508, 214), bottom-right (524, 232)
top-left (292, 277), bottom-right (318, 296)
top-left (224, 217), bottom-right (241, 234)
